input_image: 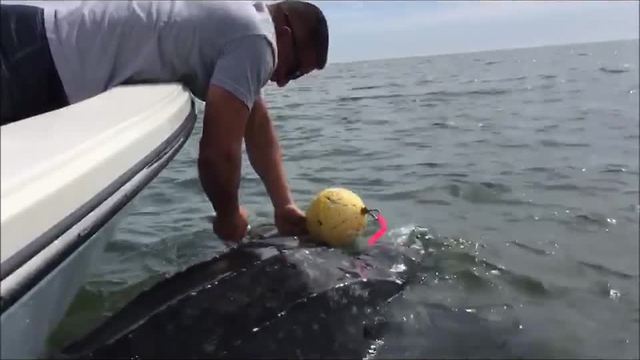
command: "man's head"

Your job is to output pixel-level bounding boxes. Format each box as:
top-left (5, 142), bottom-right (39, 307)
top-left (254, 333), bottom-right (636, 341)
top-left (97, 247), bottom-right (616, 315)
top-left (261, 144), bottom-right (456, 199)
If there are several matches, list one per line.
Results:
top-left (267, 1), bottom-right (329, 87)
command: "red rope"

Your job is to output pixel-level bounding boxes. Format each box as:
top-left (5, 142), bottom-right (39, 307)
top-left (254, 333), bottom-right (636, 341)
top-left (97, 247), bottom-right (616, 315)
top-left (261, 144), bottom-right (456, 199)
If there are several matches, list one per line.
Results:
top-left (367, 213), bottom-right (388, 246)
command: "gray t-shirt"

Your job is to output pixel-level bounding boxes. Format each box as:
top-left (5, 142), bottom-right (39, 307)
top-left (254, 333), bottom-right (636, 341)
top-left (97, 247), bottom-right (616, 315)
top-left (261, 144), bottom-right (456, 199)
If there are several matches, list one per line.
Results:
top-left (43, 1), bottom-right (277, 110)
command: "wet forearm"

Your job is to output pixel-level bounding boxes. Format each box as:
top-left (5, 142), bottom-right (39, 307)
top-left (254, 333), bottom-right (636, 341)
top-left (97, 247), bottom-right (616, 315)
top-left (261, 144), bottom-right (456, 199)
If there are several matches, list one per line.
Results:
top-left (245, 99), bottom-right (293, 210)
top-left (197, 144), bottom-right (241, 218)
top-left (198, 85), bottom-right (250, 218)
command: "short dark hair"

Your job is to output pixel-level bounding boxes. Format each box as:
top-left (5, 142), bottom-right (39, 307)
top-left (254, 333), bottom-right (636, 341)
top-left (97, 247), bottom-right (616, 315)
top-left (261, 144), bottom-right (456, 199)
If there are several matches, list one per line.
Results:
top-left (279, 1), bottom-right (329, 69)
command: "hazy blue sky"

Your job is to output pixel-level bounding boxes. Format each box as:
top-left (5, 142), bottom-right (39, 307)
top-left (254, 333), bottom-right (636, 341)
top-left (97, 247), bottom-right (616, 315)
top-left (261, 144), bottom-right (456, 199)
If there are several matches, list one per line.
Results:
top-left (313, 1), bottom-right (639, 63)
top-left (7, 0), bottom-right (638, 63)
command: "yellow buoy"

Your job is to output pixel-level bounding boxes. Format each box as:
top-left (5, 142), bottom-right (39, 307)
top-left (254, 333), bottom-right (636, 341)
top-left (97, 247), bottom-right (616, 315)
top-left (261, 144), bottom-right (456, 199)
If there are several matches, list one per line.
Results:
top-left (306, 188), bottom-right (368, 247)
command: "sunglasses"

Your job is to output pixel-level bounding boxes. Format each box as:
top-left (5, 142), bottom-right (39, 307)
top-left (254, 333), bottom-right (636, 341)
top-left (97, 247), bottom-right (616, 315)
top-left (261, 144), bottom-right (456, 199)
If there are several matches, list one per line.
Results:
top-left (283, 12), bottom-right (303, 81)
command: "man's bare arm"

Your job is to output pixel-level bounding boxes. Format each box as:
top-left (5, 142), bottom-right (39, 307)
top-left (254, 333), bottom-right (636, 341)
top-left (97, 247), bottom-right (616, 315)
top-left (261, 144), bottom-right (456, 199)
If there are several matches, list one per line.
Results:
top-left (198, 85), bottom-right (250, 219)
top-left (244, 97), bottom-right (294, 211)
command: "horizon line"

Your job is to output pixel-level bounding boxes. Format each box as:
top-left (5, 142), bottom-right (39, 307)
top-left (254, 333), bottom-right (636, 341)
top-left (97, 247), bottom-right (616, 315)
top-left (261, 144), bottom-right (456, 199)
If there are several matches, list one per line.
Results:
top-left (327, 38), bottom-right (639, 66)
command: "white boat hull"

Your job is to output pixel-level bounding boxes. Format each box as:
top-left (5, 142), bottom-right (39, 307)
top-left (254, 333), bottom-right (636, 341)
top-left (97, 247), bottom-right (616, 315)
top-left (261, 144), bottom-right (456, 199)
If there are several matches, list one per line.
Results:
top-left (1, 84), bottom-right (196, 359)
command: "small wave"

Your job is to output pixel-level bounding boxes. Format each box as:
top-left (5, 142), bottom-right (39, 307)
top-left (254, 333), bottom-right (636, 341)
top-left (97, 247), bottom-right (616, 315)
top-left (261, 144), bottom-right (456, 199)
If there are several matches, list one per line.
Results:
top-left (351, 85), bottom-right (383, 91)
top-left (530, 180), bottom-right (618, 195)
top-left (173, 177), bottom-right (203, 191)
top-left (322, 74), bottom-right (347, 80)
top-left (500, 75), bottom-right (527, 82)
top-left (539, 74), bottom-right (557, 79)
top-left (523, 210), bottom-right (618, 233)
top-left (337, 88), bottom-right (511, 102)
top-left (484, 60), bottom-right (501, 66)
top-left (402, 140), bottom-right (433, 149)
top-left (418, 162), bottom-right (445, 168)
top-left (415, 199), bottom-right (451, 206)
top-left (429, 89), bottom-right (511, 97)
top-left (431, 121), bottom-right (458, 129)
top-left (468, 252), bottom-right (550, 297)
top-left (412, 229), bottom-right (551, 300)
top-left (480, 76), bottom-right (527, 84)
top-left (375, 189), bottom-right (425, 201)
top-left (496, 76), bottom-right (527, 82)
top-left (446, 182), bottom-right (525, 205)
top-left (370, 163), bottom-right (409, 172)
top-left (539, 139), bottom-right (589, 148)
top-left (497, 143), bottom-right (530, 148)
top-left (442, 173), bottom-right (469, 178)
top-left (508, 241), bottom-right (553, 256)
top-left (578, 261), bottom-right (636, 279)
top-left (283, 102), bottom-right (305, 109)
top-left (577, 52), bottom-right (590, 56)
top-left (419, 173), bottom-right (467, 179)
top-left (367, 118), bottom-right (391, 126)
top-left (415, 79), bottom-right (436, 86)
top-left (501, 269), bottom-right (550, 297)
top-left (453, 268), bottom-right (495, 290)
top-left (542, 98), bottom-right (563, 104)
top-left (522, 166), bottom-right (571, 179)
top-left (535, 124), bottom-right (560, 133)
top-left (542, 183), bottom-right (581, 191)
top-left (337, 93), bottom-right (405, 102)
top-left (574, 213), bottom-right (617, 227)
top-left (103, 239), bottom-right (147, 254)
top-left (350, 83), bottom-right (405, 91)
top-left (523, 166), bottom-right (553, 173)
top-left (600, 165), bottom-right (628, 173)
top-left (478, 182), bottom-right (512, 193)
top-left (599, 65), bottom-right (631, 74)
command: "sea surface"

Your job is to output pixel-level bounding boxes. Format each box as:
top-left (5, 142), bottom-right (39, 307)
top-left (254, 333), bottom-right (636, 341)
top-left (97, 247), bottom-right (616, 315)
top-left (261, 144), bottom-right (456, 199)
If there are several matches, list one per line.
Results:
top-left (50, 39), bottom-right (639, 358)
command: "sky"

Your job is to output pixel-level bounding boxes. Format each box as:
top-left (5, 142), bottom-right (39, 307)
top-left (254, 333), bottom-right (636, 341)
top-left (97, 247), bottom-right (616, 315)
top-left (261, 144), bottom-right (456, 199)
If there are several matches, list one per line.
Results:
top-left (313, 1), bottom-right (640, 63)
top-left (7, 0), bottom-right (638, 64)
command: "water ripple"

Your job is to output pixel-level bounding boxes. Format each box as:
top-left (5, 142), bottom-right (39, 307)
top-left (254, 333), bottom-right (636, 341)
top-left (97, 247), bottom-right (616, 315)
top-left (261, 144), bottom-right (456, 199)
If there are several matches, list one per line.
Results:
top-left (577, 261), bottom-right (636, 279)
top-left (337, 88), bottom-right (513, 102)
top-left (539, 139), bottom-right (590, 148)
top-left (508, 241), bottom-right (554, 256)
top-left (599, 65), bottom-right (631, 74)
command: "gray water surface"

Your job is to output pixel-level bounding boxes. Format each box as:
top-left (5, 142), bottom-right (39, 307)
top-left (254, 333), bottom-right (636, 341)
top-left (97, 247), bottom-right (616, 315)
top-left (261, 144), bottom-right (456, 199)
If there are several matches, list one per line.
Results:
top-left (51, 39), bottom-right (639, 358)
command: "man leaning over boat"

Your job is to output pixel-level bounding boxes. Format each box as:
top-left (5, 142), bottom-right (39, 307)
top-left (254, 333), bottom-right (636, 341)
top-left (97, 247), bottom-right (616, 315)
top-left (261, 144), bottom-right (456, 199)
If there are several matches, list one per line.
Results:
top-left (0, 1), bottom-right (329, 241)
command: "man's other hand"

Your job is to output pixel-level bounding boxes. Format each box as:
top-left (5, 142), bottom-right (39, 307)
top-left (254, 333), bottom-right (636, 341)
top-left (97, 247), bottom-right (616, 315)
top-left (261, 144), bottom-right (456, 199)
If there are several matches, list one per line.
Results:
top-left (213, 207), bottom-right (249, 242)
top-left (275, 203), bottom-right (308, 236)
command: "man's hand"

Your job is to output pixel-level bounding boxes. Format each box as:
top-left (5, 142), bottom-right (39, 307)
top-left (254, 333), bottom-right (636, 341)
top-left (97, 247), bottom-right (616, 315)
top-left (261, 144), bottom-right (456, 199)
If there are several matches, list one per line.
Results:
top-left (275, 203), bottom-right (308, 236)
top-left (213, 206), bottom-right (249, 242)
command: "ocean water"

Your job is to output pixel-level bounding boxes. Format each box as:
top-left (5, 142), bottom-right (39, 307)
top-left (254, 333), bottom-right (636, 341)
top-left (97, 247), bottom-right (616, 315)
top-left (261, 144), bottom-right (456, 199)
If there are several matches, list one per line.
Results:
top-left (50, 40), bottom-right (639, 358)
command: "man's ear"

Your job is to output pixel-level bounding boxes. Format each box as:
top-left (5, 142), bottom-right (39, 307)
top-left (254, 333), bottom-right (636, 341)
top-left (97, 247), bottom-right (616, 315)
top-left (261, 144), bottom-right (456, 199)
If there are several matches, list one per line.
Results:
top-left (275, 24), bottom-right (292, 40)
